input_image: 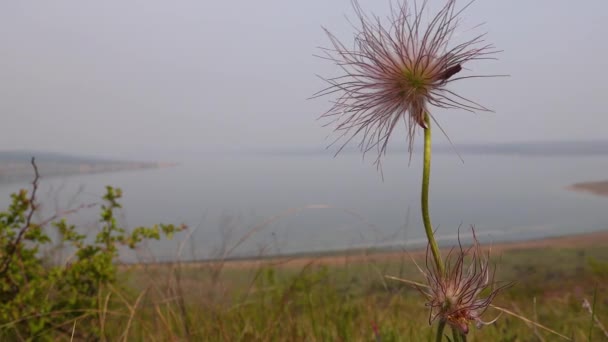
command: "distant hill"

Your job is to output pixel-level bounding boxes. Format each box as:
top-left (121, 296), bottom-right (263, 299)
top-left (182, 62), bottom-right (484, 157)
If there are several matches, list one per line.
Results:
top-left (568, 180), bottom-right (608, 197)
top-left (0, 151), bottom-right (175, 184)
top-left (0, 151), bottom-right (122, 163)
top-left (432, 140), bottom-right (608, 156)
top-left (252, 140), bottom-right (608, 157)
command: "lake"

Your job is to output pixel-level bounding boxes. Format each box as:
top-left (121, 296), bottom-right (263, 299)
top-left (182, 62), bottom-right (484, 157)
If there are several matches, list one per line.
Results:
top-left (1, 152), bottom-right (607, 263)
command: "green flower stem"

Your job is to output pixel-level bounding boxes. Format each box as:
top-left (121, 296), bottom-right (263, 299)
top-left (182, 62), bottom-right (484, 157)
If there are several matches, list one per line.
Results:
top-left (435, 319), bottom-right (447, 342)
top-left (422, 113), bottom-right (444, 275)
top-left (452, 326), bottom-right (466, 342)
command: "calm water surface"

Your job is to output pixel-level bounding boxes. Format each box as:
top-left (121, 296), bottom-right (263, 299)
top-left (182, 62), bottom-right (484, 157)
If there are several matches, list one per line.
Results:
top-left (1, 153), bottom-right (607, 262)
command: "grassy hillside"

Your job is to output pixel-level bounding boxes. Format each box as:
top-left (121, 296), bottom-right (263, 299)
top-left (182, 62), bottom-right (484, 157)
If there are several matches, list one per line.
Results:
top-left (84, 234), bottom-right (608, 341)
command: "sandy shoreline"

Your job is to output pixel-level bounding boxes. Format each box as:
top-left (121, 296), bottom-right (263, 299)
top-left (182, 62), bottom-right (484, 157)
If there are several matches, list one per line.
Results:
top-left (134, 230), bottom-right (608, 270)
top-left (567, 180), bottom-right (608, 197)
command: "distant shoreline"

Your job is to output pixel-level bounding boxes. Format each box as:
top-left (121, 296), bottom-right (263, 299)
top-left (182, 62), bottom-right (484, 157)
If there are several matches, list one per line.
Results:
top-left (567, 180), bottom-right (608, 197)
top-left (0, 161), bottom-right (179, 185)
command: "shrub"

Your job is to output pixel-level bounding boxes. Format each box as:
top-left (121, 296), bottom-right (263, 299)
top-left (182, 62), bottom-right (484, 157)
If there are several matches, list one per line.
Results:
top-left (0, 167), bottom-right (184, 340)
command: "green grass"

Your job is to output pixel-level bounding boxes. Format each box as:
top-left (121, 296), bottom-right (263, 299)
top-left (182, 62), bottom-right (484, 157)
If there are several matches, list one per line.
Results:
top-left (79, 243), bottom-right (608, 341)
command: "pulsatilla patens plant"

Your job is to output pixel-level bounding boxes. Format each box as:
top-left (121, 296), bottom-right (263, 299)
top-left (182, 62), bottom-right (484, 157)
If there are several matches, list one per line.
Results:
top-left (314, 0), bottom-right (504, 341)
top-left (0, 159), bottom-right (185, 340)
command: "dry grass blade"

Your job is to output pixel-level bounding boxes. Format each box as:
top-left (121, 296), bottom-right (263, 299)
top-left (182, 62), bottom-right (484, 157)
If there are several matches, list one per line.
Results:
top-left (0, 309), bottom-right (128, 330)
top-left (582, 297), bottom-right (608, 339)
top-left (385, 275), bottom-right (427, 289)
top-left (98, 291), bottom-right (112, 341)
top-left (510, 301), bottom-right (545, 342)
top-left (121, 289), bottom-right (147, 341)
top-left (489, 305), bottom-right (571, 341)
top-left (105, 284), bottom-right (149, 341)
top-left (70, 320), bottom-right (77, 342)
top-left (153, 303), bottom-right (176, 340)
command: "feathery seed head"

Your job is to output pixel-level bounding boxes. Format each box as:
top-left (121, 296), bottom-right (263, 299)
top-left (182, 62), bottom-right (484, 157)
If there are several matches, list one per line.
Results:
top-left (314, 0), bottom-right (499, 167)
top-left (417, 228), bottom-right (509, 335)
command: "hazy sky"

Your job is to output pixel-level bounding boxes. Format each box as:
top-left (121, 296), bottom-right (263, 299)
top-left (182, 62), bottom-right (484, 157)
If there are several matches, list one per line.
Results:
top-left (1, 0), bottom-right (606, 159)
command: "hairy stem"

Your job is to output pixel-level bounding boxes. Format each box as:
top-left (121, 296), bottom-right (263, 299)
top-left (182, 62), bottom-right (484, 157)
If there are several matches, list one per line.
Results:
top-left (435, 319), bottom-right (446, 342)
top-left (452, 326), bottom-right (466, 342)
top-left (422, 113), bottom-right (444, 274)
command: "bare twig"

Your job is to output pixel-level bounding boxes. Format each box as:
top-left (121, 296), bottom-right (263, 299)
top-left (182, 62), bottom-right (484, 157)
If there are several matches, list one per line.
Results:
top-left (38, 203), bottom-right (99, 228)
